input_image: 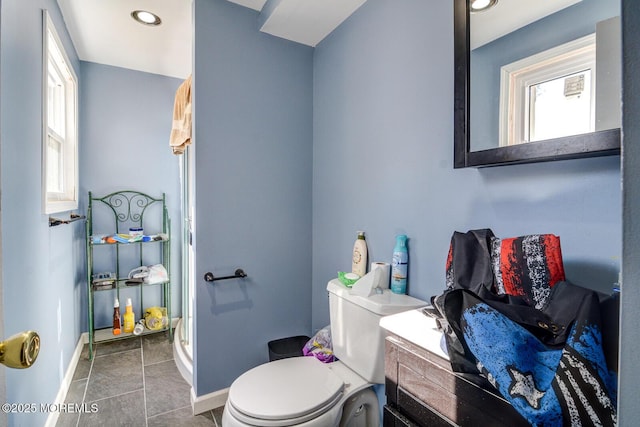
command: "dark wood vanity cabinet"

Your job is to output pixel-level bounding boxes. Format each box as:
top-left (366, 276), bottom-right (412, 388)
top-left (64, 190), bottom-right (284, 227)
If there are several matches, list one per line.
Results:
top-left (383, 334), bottom-right (530, 427)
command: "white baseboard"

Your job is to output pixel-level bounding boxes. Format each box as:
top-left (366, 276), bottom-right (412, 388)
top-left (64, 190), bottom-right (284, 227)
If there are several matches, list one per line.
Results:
top-left (191, 387), bottom-right (228, 415)
top-left (44, 333), bottom-right (87, 427)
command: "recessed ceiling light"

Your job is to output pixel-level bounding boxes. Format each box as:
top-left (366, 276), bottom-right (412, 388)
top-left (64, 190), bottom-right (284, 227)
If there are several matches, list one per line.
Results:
top-left (131, 10), bottom-right (162, 26)
top-left (470, 0), bottom-right (498, 13)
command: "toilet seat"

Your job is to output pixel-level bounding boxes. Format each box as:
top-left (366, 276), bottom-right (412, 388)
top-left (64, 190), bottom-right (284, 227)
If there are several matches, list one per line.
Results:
top-left (227, 357), bottom-right (345, 426)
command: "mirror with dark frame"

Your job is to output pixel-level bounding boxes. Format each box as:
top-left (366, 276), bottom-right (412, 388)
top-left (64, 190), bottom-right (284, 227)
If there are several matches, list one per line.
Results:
top-left (454, 0), bottom-right (621, 168)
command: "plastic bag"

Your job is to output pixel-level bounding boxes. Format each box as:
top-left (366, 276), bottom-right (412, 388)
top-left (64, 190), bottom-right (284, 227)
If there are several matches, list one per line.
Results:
top-left (144, 306), bottom-right (168, 330)
top-left (303, 325), bottom-right (336, 363)
top-left (128, 264), bottom-right (168, 285)
top-left (146, 264), bottom-right (168, 284)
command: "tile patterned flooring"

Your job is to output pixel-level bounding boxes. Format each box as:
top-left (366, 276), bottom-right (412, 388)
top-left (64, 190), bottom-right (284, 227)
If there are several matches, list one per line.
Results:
top-left (55, 332), bottom-right (223, 427)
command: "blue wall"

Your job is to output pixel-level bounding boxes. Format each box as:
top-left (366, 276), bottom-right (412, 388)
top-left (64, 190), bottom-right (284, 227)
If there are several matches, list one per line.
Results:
top-left (79, 61), bottom-right (183, 328)
top-left (0, 1), bottom-right (82, 425)
top-left (311, 0), bottom-right (621, 329)
top-left (471, 0), bottom-right (620, 151)
top-left (193, 0), bottom-right (313, 395)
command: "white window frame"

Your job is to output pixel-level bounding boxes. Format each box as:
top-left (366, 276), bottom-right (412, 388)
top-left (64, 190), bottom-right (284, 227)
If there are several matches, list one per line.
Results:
top-left (498, 34), bottom-right (596, 147)
top-left (43, 11), bottom-right (78, 214)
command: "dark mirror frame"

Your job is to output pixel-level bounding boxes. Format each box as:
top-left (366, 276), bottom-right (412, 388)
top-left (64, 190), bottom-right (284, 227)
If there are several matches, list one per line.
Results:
top-left (453, 0), bottom-right (621, 169)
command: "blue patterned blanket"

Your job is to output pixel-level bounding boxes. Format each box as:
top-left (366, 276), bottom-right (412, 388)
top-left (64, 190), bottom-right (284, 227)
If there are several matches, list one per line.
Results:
top-left (433, 230), bottom-right (618, 426)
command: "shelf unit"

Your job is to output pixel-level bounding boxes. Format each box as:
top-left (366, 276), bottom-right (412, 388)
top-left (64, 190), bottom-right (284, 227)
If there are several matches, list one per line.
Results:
top-left (86, 190), bottom-right (172, 359)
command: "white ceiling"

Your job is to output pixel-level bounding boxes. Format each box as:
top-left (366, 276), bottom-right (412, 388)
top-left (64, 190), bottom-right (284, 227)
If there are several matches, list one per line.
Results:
top-left (57, 0), bottom-right (192, 79)
top-left (57, 0), bottom-right (367, 80)
top-left (57, 0), bottom-right (579, 79)
top-left (471, 0), bottom-right (582, 49)
top-left (257, 0), bottom-right (368, 47)
top-left (227, 0), bottom-right (267, 10)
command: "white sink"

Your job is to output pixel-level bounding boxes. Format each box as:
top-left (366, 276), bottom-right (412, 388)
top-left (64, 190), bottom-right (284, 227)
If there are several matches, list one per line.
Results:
top-left (380, 308), bottom-right (449, 360)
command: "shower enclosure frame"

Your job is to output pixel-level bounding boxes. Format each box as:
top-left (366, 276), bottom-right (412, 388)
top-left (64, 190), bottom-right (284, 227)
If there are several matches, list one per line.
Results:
top-left (175, 146), bottom-right (195, 386)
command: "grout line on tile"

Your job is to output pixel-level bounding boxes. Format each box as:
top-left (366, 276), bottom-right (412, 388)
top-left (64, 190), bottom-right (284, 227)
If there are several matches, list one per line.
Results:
top-left (76, 347), bottom-right (94, 427)
top-left (147, 404), bottom-right (192, 420)
top-left (93, 346), bottom-right (142, 359)
top-left (85, 387), bottom-right (145, 405)
top-left (143, 357), bottom-right (175, 367)
top-left (141, 344), bottom-right (149, 427)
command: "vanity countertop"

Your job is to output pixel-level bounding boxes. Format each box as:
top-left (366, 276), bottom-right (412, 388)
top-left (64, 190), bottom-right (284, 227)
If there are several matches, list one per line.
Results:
top-left (379, 308), bottom-right (449, 361)
top-left (381, 308), bottom-right (529, 426)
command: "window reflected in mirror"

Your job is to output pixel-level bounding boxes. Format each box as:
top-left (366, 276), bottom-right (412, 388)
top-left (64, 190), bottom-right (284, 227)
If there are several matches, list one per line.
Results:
top-left (528, 70), bottom-right (593, 142)
top-left (498, 34), bottom-right (596, 147)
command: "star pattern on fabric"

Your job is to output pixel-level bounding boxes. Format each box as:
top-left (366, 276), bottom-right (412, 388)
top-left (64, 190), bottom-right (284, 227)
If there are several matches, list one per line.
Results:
top-left (508, 366), bottom-right (545, 409)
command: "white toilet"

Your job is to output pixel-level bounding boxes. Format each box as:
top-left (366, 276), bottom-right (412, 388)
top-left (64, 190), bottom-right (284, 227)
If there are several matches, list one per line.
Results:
top-left (222, 278), bottom-right (427, 426)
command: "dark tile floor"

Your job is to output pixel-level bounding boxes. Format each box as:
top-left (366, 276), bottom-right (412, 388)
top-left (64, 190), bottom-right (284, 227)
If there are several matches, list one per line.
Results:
top-left (55, 332), bottom-right (223, 427)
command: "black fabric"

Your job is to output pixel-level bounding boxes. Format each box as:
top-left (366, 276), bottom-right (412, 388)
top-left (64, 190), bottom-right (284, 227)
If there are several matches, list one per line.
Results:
top-left (445, 228), bottom-right (495, 292)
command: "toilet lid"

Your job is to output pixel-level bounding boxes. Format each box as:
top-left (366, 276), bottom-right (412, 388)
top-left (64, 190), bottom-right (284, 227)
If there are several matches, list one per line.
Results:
top-left (228, 357), bottom-right (344, 422)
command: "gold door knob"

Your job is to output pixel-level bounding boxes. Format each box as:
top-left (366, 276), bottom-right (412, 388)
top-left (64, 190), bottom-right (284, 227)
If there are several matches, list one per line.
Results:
top-left (0, 331), bottom-right (40, 369)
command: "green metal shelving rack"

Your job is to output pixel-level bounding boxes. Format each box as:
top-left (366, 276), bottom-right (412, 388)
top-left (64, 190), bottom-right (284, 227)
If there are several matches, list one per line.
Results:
top-left (85, 190), bottom-right (172, 359)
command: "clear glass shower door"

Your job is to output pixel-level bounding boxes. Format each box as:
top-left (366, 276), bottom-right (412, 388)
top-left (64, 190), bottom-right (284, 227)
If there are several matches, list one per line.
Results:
top-left (180, 147), bottom-right (195, 360)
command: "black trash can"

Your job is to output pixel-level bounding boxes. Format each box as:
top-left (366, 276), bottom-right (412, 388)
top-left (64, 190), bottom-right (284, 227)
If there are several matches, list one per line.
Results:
top-left (268, 335), bottom-right (310, 361)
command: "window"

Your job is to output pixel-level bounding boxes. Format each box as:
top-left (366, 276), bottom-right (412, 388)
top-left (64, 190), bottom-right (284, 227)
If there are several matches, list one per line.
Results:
top-left (498, 34), bottom-right (596, 147)
top-left (43, 11), bottom-right (78, 214)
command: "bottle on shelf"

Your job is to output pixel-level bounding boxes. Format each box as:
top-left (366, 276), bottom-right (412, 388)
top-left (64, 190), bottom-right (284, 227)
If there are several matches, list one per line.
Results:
top-left (123, 298), bottom-right (135, 333)
top-left (113, 298), bottom-right (122, 335)
top-left (391, 235), bottom-right (408, 294)
top-left (352, 231), bottom-right (368, 277)
top-left (133, 320), bottom-right (145, 336)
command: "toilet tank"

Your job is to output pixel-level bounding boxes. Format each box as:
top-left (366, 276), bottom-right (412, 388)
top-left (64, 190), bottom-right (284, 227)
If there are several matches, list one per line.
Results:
top-left (327, 279), bottom-right (426, 383)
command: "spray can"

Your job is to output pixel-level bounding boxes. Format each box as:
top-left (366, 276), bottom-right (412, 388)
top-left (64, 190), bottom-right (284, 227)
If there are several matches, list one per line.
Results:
top-left (391, 235), bottom-right (408, 294)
